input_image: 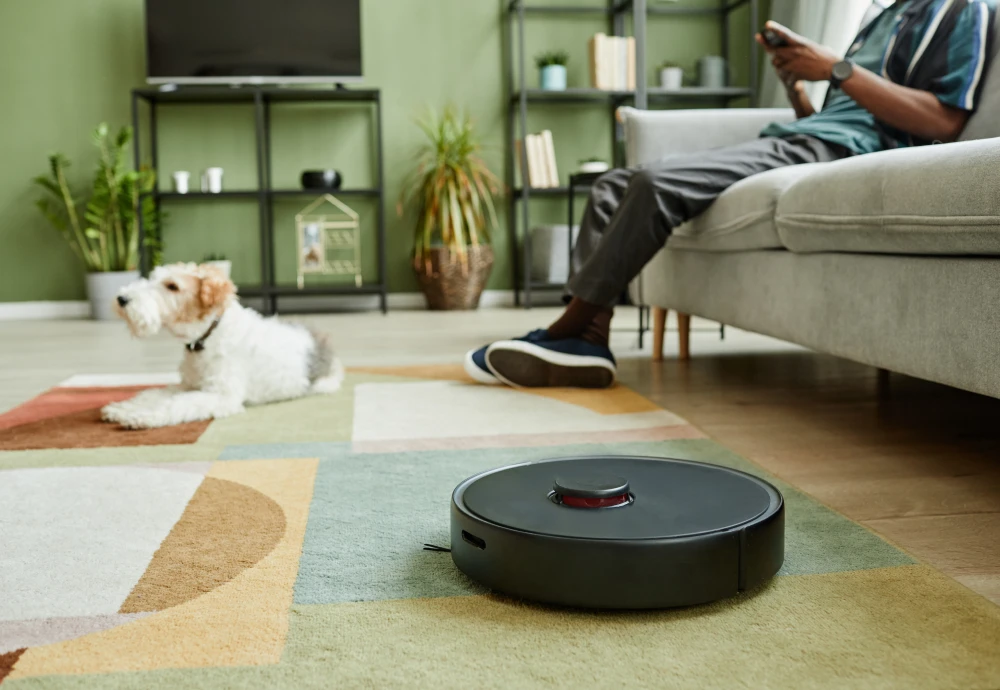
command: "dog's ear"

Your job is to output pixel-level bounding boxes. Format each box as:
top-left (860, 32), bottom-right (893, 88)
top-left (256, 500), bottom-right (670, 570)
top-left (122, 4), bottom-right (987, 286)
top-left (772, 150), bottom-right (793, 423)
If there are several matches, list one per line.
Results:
top-left (197, 265), bottom-right (236, 311)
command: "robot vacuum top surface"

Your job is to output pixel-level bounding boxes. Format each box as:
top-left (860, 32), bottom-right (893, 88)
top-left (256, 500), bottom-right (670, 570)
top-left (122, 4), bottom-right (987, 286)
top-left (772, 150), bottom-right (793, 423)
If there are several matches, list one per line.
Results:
top-left (459, 456), bottom-right (776, 541)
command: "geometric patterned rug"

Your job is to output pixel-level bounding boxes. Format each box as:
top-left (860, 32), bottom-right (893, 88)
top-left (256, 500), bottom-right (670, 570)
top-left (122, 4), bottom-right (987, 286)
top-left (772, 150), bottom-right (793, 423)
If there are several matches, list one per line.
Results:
top-left (2, 366), bottom-right (999, 689)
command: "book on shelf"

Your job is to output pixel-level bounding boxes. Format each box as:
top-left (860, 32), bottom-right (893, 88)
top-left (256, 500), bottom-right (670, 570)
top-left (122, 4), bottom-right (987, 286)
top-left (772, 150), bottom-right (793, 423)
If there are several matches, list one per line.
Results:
top-left (626, 36), bottom-right (636, 90)
top-left (540, 130), bottom-right (559, 188)
top-left (528, 134), bottom-right (546, 188)
top-left (517, 130), bottom-right (560, 190)
top-left (588, 33), bottom-right (636, 90)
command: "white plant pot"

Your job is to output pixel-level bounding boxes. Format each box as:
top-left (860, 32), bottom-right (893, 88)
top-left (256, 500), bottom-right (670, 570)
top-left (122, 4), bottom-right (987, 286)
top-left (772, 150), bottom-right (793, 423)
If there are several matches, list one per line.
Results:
top-left (539, 64), bottom-right (567, 91)
top-left (580, 161), bottom-right (610, 174)
top-left (86, 270), bottom-right (139, 321)
top-left (659, 67), bottom-right (684, 90)
top-left (205, 260), bottom-right (232, 277)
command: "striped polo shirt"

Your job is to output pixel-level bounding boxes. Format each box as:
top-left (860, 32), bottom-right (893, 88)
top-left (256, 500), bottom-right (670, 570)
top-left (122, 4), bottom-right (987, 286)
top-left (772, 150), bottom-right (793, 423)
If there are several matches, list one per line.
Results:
top-left (763, 0), bottom-right (996, 154)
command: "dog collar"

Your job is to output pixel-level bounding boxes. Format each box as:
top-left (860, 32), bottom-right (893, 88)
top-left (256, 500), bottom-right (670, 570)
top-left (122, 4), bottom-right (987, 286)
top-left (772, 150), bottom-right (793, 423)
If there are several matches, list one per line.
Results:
top-left (186, 318), bottom-right (221, 353)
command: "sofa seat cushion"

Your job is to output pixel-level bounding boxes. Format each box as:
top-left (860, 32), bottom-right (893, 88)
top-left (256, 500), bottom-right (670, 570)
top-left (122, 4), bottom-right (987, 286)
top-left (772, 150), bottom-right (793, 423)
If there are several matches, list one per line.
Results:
top-left (668, 163), bottom-right (824, 252)
top-left (776, 139), bottom-right (1000, 256)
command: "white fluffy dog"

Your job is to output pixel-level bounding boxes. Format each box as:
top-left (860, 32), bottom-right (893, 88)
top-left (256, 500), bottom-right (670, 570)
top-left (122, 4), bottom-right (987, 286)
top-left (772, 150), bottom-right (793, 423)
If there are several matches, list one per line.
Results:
top-left (102, 262), bottom-right (343, 429)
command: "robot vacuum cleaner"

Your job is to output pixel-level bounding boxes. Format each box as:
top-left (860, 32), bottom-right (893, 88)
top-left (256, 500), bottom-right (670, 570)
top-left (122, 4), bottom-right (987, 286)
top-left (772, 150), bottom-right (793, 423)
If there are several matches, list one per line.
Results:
top-left (451, 456), bottom-right (784, 609)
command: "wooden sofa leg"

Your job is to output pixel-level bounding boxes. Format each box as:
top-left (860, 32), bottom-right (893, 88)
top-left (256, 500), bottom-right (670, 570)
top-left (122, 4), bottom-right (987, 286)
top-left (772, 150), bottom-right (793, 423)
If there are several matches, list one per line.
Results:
top-left (677, 312), bottom-right (691, 361)
top-left (652, 307), bottom-right (667, 362)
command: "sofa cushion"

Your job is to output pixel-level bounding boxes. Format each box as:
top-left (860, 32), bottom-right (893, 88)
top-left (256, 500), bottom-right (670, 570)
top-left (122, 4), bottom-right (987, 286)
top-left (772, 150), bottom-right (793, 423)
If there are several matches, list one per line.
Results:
top-left (669, 163), bottom-right (824, 252)
top-left (958, 9), bottom-right (1000, 142)
top-left (775, 138), bottom-right (1000, 256)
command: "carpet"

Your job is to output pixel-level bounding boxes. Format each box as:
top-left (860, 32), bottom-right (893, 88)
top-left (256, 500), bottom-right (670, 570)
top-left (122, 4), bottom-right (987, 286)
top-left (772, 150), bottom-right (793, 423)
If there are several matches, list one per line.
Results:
top-left (1, 367), bottom-right (998, 689)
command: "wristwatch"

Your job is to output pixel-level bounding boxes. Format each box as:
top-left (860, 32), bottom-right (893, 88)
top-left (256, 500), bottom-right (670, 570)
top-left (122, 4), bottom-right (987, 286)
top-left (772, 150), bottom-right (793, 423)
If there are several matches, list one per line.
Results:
top-left (830, 59), bottom-right (855, 89)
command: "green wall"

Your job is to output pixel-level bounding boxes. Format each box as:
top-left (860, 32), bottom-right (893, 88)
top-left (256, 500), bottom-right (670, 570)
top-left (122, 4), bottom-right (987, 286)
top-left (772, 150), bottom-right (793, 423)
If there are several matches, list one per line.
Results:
top-left (0, 0), bottom-right (763, 302)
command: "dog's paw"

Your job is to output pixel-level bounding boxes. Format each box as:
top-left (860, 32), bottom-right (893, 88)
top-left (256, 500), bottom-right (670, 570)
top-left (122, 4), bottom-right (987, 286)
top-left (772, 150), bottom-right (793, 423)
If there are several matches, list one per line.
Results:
top-left (101, 402), bottom-right (128, 424)
top-left (101, 403), bottom-right (160, 429)
top-left (310, 375), bottom-right (342, 395)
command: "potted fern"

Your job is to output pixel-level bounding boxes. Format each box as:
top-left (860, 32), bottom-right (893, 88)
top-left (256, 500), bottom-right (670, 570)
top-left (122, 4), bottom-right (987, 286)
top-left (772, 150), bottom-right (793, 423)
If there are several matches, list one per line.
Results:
top-left (399, 107), bottom-right (502, 310)
top-left (34, 123), bottom-right (159, 320)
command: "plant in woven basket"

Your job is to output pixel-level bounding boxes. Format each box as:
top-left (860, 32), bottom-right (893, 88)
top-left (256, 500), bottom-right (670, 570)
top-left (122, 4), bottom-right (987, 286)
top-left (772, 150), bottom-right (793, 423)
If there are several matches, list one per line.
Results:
top-left (399, 106), bottom-right (503, 309)
top-left (34, 123), bottom-right (160, 272)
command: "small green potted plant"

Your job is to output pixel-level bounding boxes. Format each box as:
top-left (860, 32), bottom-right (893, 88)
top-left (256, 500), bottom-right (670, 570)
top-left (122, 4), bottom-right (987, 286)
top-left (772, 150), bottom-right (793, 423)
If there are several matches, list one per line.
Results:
top-left (398, 106), bottom-right (503, 310)
top-left (536, 50), bottom-right (569, 91)
top-left (34, 123), bottom-right (159, 320)
top-left (202, 252), bottom-right (231, 277)
top-left (659, 60), bottom-right (684, 90)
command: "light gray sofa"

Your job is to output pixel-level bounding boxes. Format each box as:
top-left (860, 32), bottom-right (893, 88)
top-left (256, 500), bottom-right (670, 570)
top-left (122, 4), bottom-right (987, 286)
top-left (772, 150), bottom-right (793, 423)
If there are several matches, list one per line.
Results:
top-left (621, 24), bottom-right (1000, 399)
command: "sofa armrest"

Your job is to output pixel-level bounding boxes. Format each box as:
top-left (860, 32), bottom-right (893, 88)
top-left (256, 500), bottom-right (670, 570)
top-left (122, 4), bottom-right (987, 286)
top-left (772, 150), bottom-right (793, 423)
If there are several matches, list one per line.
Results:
top-left (620, 107), bottom-right (796, 167)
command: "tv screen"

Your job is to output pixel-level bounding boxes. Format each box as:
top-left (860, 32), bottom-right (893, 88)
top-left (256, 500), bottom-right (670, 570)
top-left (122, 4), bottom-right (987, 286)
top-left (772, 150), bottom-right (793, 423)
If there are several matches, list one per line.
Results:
top-left (145, 0), bottom-right (362, 84)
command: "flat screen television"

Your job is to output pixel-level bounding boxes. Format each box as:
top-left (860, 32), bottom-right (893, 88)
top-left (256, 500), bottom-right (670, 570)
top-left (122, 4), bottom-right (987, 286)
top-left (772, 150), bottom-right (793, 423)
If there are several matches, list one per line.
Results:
top-left (145, 0), bottom-right (362, 85)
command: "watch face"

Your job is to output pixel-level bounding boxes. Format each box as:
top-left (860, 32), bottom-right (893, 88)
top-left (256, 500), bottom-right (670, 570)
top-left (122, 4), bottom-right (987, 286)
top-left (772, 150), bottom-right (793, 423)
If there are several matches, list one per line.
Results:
top-left (832, 61), bottom-right (853, 82)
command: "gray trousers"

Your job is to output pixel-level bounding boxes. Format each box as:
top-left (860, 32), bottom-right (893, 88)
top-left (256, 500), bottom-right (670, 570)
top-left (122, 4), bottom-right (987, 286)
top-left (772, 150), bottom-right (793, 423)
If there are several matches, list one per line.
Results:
top-left (567, 135), bottom-right (851, 307)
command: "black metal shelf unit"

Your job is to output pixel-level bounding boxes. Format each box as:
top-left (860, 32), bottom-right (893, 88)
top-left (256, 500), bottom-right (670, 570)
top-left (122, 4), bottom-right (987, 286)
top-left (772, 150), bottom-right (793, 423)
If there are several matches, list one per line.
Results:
top-left (131, 86), bottom-right (387, 315)
top-left (506, 0), bottom-right (760, 307)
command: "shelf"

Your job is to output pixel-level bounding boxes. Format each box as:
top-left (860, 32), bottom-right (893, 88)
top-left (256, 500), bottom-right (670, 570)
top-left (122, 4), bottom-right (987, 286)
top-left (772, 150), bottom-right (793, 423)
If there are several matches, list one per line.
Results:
top-left (508, 0), bottom-right (751, 16)
top-left (509, 1), bottom-right (614, 15)
top-left (614, 0), bottom-right (750, 14)
top-left (513, 186), bottom-right (594, 198)
top-left (270, 188), bottom-right (381, 198)
top-left (648, 86), bottom-right (754, 100)
top-left (134, 87), bottom-right (380, 105)
top-left (270, 284), bottom-right (385, 296)
top-left (503, 0), bottom-right (761, 308)
top-left (133, 85), bottom-right (388, 316)
top-left (514, 88), bottom-right (636, 104)
top-left (152, 189), bottom-right (382, 201)
top-left (155, 191), bottom-right (259, 200)
top-left (234, 284), bottom-right (384, 297)
top-left (513, 86), bottom-right (753, 104)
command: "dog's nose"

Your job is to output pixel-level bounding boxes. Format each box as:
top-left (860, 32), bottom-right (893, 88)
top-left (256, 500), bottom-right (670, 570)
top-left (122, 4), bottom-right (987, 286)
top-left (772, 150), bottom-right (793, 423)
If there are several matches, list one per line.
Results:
top-left (117, 295), bottom-right (130, 307)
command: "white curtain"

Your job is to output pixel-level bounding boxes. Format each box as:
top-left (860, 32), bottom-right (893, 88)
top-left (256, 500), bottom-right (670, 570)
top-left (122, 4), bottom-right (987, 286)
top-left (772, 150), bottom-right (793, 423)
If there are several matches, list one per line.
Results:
top-left (760, 0), bottom-right (883, 110)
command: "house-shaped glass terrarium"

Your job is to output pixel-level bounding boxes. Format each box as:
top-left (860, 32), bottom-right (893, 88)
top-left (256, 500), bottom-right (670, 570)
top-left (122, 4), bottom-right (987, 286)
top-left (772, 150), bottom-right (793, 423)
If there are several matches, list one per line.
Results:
top-left (295, 194), bottom-right (362, 289)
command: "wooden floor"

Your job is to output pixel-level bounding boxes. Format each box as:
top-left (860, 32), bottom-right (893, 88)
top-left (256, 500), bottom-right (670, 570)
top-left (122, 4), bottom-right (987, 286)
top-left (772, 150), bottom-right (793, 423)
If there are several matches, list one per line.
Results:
top-left (620, 346), bottom-right (1000, 605)
top-left (1, 309), bottom-right (998, 605)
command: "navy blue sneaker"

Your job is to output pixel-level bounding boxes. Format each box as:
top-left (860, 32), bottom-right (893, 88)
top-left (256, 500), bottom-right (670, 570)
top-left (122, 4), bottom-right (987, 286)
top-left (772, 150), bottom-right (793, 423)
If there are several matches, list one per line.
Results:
top-left (463, 343), bottom-right (500, 385)
top-left (485, 329), bottom-right (616, 389)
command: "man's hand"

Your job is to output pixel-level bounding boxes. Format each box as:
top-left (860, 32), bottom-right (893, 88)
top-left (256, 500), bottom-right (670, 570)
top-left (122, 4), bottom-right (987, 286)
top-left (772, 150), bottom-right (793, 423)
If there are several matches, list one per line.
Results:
top-left (756, 21), bottom-right (840, 83)
top-left (758, 26), bottom-right (817, 119)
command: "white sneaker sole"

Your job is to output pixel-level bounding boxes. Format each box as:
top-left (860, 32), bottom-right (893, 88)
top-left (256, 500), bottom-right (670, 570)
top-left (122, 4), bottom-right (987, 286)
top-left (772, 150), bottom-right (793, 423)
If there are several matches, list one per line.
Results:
top-left (485, 340), bottom-right (616, 389)
top-left (463, 349), bottom-right (500, 385)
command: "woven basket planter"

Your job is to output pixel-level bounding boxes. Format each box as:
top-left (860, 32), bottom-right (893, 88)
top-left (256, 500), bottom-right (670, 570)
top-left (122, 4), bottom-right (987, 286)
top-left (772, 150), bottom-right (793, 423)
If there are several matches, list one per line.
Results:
top-left (415, 245), bottom-right (494, 311)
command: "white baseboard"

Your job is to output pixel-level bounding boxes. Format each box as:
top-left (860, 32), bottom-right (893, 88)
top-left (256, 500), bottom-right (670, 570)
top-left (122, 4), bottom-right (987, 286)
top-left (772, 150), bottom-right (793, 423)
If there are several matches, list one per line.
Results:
top-left (0, 301), bottom-right (91, 321)
top-left (0, 290), bottom-right (541, 321)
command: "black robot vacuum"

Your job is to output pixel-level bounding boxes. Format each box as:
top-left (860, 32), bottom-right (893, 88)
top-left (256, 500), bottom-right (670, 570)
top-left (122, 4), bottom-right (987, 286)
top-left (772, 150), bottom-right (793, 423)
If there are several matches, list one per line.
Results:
top-left (450, 456), bottom-right (784, 609)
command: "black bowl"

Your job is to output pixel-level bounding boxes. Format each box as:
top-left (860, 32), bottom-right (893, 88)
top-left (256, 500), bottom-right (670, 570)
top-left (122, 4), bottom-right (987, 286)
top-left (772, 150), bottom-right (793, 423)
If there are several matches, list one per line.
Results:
top-left (301, 170), bottom-right (342, 190)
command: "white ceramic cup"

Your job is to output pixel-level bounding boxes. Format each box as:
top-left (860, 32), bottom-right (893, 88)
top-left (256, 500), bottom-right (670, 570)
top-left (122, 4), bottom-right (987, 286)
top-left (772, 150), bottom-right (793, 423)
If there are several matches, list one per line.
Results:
top-left (172, 171), bottom-right (190, 194)
top-left (204, 167), bottom-right (224, 194)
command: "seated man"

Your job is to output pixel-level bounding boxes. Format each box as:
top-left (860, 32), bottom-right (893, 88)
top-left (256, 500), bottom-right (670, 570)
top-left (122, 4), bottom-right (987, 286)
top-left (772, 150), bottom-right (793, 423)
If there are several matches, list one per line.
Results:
top-left (467, 0), bottom-right (995, 389)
